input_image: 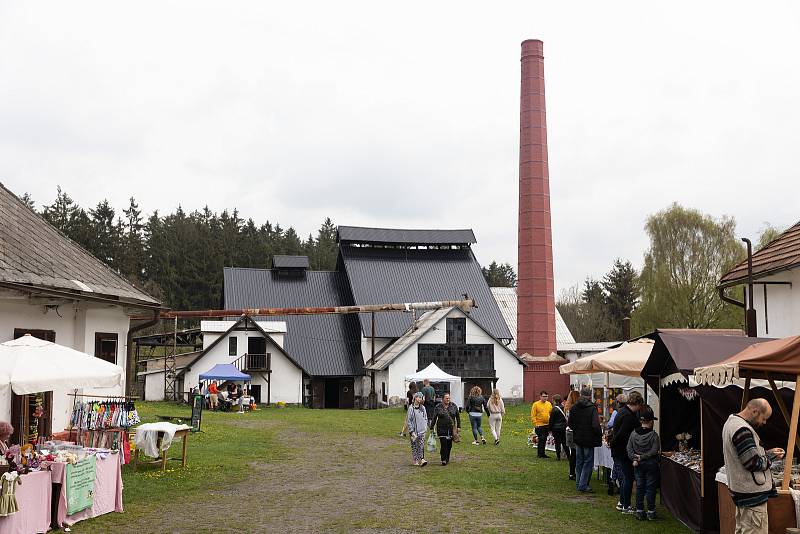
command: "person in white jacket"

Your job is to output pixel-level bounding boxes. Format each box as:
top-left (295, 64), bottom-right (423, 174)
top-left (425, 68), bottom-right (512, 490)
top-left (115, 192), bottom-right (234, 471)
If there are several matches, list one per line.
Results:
top-left (487, 389), bottom-right (506, 445)
top-left (406, 392), bottom-right (429, 467)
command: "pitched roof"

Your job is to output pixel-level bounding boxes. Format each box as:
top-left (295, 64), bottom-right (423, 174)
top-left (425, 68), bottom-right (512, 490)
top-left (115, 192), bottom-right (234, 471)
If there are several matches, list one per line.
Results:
top-left (223, 267), bottom-right (364, 376)
top-left (272, 255), bottom-right (309, 269)
top-left (366, 307), bottom-right (526, 371)
top-left (719, 221), bottom-right (800, 286)
top-left (0, 182), bottom-right (159, 307)
top-left (339, 245), bottom-right (512, 340)
top-left (337, 226), bottom-right (476, 245)
top-left (490, 287), bottom-right (576, 351)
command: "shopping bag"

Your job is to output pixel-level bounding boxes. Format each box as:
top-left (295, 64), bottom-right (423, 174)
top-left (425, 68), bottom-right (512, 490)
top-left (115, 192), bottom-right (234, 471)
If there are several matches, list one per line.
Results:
top-left (426, 432), bottom-right (437, 452)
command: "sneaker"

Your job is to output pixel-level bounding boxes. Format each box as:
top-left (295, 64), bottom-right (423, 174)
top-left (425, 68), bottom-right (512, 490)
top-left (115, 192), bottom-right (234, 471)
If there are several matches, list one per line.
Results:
top-left (472, 441), bottom-right (479, 446)
top-left (481, 437), bottom-right (486, 444)
top-left (494, 439), bottom-right (500, 445)
top-left (635, 511), bottom-right (646, 521)
top-left (441, 461), bottom-right (448, 466)
top-left (622, 507), bottom-right (636, 515)
top-left (579, 487), bottom-right (594, 493)
top-left (420, 459), bottom-right (428, 467)
top-left (568, 474), bottom-right (576, 481)
top-left (615, 502), bottom-right (624, 511)
top-left (647, 512), bottom-right (656, 521)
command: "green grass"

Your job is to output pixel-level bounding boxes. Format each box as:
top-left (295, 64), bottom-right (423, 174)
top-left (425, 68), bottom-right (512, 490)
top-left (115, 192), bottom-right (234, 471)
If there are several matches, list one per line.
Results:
top-left (72, 402), bottom-right (692, 533)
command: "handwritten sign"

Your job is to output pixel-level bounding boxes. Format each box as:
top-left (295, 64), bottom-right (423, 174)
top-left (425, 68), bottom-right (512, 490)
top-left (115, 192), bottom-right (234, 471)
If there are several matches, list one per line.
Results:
top-left (66, 456), bottom-right (97, 515)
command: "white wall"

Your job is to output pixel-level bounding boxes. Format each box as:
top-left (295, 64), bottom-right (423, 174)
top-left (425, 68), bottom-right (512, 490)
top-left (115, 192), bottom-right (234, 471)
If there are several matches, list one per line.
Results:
top-left (747, 270), bottom-right (799, 338)
top-left (384, 309), bottom-right (524, 406)
top-left (360, 336), bottom-right (392, 363)
top-left (181, 329), bottom-right (303, 404)
top-left (0, 297), bottom-right (129, 435)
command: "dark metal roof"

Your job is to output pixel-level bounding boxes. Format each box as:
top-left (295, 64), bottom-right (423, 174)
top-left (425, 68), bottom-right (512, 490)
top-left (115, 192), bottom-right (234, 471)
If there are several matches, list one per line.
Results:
top-left (339, 245), bottom-right (513, 340)
top-left (223, 267), bottom-right (364, 377)
top-left (337, 226), bottom-right (476, 245)
top-left (0, 182), bottom-right (159, 306)
top-left (719, 221), bottom-right (800, 286)
top-left (272, 255), bottom-right (309, 269)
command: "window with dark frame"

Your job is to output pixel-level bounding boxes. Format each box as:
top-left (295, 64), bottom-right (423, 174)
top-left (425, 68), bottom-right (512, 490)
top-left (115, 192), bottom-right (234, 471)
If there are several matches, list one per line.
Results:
top-left (229, 337), bottom-right (237, 356)
top-left (13, 328), bottom-right (56, 342)
top-left (446, 318), bottom-right (466, 345)
top-left (94, 333), bottom-right (118, 364)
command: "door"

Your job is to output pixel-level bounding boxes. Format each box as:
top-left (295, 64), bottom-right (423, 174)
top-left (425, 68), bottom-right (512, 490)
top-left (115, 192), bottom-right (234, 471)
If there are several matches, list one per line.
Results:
top-left (462, 379), bottom-right (493, 407)
top-left (247, 336), bottom-right (266, 355)
top-left (249, 384), bottom-right (262, 404)
top-left (339, 378), bottom-right (354, 409)
top-left (312, 379), bottom-right (325, 409)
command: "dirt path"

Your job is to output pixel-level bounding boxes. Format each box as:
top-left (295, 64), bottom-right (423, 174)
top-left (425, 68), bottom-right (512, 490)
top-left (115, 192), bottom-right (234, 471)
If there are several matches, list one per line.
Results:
top-left (111, 421), bottom-right (433, 533)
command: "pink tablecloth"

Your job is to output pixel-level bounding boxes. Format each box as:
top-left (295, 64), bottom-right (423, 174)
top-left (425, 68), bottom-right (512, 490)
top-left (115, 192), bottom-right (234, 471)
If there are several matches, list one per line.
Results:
top-left (0, 470), bottom-right (52, 534)
top-left (48, 455), bottom-right (123, 527)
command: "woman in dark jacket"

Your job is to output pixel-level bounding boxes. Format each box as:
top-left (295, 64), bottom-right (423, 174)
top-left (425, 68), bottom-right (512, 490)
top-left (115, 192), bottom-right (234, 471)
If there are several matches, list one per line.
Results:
top-left (430, 393), bottom-right (461, 465)
top-left (567, 387), bottom-right (602, 492)
top-left (549, 394), bottom-right (570, 461)
top-left (466, 386), bottom-right (489, 445)
top-left (608, 391), bottom-right (643, 513)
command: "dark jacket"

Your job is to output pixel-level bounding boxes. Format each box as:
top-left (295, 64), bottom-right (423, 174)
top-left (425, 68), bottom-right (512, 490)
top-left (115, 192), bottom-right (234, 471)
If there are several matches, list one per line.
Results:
top-left (609, 405), bottom-right (640, 458)
top-left (549, 403), bottom-right (567, 432)
top-left (567, 397), bottom-right (602, 448)
top-left (431, 401), bottom-right (461, 437)
top-left (627, 426), bottom-right (660, 462)
top-left (466, 395), bottom-right (489, 415)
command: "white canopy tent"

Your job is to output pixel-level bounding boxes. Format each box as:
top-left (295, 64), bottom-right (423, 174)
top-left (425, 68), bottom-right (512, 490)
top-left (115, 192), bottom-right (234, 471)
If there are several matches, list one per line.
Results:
top-left (405, 363), bottom-right (465, 408)
top-left (0, 335), bottom-right (124, 394)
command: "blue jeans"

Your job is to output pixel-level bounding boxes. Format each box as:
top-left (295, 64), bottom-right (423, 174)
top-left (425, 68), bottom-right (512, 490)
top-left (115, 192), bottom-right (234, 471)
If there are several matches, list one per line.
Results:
top-left (615, 454), bottom-right (635, 508)
top-left (469, 414), bottom-right (484, 440)
top-left (634, 460), bottom-right (659, 512)
top-left (575, 445), bottom-right (594, 491)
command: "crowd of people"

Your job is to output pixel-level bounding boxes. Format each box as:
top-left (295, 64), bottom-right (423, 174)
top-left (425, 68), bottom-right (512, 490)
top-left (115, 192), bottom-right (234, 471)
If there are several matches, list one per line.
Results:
top-left (196, 381), bottom-right (255, 413)
top-left (402, 382), bottom-right (664, 522)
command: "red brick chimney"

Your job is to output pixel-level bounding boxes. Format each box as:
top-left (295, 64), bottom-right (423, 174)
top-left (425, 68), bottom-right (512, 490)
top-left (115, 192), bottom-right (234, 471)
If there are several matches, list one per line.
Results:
top-left (517, 39), bottom-right (564, 400)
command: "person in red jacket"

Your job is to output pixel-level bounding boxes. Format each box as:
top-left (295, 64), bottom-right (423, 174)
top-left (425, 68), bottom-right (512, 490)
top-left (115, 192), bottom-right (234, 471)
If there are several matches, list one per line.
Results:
top-left (208, 382), bottom-right (219, 410)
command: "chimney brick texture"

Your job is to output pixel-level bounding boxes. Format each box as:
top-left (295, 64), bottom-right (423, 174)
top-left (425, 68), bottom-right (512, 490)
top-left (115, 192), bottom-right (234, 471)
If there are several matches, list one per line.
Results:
top-left (517, 39), bottom-right (558, 397)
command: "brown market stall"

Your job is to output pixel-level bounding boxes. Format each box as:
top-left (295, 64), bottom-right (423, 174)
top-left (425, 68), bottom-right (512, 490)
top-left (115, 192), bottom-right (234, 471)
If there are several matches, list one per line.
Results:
top-left (696, 335), bottom-right (800, 534)
top-left (641, 332), bottom-right (770, 533)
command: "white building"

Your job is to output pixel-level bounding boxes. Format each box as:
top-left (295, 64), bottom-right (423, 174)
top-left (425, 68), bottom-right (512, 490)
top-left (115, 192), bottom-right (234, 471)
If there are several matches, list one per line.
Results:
top-left (141, 315), bottom-right (306, 405)
top-left (0, 183), bottom-right (161, 443)
top-left (366, 307), bottom-right (526, 407)
top-left (719, 221), bottom-right (800, 338)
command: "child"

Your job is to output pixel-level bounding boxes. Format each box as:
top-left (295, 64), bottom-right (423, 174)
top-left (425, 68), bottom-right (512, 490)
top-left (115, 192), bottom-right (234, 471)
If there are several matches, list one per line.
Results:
top-left (627, 405), bottom-right (660, 521)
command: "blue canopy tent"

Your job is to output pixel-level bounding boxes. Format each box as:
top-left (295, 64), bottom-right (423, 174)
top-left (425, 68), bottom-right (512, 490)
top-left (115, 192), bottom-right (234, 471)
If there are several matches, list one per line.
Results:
top-left (199, 364), bottom-right (251, 382)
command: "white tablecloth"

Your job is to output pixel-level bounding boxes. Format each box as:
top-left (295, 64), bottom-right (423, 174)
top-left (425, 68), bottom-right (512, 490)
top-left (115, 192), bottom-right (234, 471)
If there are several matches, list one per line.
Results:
top-left (594, 443), bottom-right (614, 469)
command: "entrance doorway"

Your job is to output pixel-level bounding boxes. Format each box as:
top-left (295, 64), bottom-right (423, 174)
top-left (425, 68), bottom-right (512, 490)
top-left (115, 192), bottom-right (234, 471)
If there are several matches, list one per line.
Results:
top-left (462, 379), bottom-right (494, 407)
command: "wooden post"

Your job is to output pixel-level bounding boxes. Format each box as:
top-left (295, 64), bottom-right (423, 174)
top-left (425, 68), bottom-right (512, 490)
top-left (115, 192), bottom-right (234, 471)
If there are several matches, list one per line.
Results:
top-left (700, 398), bottom-right (704, 498)
top-left (740, 373), bottom-right (751, 410)
top-left (782, 374), bottom-right (800, 490)
top-left (768, 376), bottom-right (800, 458)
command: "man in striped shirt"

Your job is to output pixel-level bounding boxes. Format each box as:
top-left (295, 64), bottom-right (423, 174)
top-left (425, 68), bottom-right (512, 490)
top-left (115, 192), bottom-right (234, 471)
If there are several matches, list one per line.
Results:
top-left (721, 399), bottom-right (785, 534)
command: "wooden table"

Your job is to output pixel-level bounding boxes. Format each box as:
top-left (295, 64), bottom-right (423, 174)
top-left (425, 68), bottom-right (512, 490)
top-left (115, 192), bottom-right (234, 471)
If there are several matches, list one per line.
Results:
top-left (133, 427), bottom-right (190, 471)
top-left (717, 481), bottom-right (796, 534)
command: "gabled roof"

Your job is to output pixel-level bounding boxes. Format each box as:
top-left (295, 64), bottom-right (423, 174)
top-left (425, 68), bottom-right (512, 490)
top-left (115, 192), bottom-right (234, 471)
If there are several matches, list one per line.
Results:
top-left (489, 287), bottom-right (576, 351)
top-left (337, 226), bottom-right (476, 245)
top-left (179, 314), bottom-right (306, 376)
top-left (719, 220), bottom-right (800, 286)
top-left (366, 307), bottom-right (526, 371)
top-left (0, 182), bottom-right (159, 307)
top-left (223, 267), bottom-right (364, 376)
top-left (339, 244), bottom-right (512, 340)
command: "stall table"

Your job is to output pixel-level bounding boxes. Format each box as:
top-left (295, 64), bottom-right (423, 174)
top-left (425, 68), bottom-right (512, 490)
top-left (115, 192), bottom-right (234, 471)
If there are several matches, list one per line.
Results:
top-left (46, 454), bottom-right (124, 528)
top-left (661, 455), bottom-right (707, 533)
top-left (0, 470), bottom-right (52, 534)
top-left (716, 478), bottom-right (796, 534)
top-left (134, 426), bottom-right (190, 471)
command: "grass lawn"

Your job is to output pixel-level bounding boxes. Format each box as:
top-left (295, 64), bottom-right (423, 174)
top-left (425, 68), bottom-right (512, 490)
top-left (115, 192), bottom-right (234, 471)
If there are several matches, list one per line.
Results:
top-left (71, 402), bottom-right (692, 533)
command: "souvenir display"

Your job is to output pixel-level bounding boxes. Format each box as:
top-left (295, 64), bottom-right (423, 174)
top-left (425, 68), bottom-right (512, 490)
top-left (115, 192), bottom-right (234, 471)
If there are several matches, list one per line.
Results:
top-left (70, 399), bottom-right (140, 431)
top-left (664, 449), bottom-right (702, 473)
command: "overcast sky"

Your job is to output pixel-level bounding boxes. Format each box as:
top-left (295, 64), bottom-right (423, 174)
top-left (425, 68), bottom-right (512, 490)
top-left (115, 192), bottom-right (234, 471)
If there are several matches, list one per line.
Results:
top-left (1, 2), bottom-right (799, 294)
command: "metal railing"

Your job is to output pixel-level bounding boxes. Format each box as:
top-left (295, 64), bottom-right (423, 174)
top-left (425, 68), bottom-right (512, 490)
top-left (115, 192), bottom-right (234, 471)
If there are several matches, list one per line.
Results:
top-left (233, 353), bottom-right (270, 372)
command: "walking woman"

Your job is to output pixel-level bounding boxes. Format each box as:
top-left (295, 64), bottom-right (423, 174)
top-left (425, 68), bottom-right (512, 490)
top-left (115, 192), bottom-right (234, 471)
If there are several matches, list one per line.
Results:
top-left (406, 392), bottom-right (428, 466)
top-left (400, 382), bottom-right (418, 437)
top-left (487, 389), bottom-right (506, 445)
top-left (550, 394), bottom-right (570, 461)
top-left (564, 389), bottom-right (581, 481)
top-left (430, 392), bottom-right (461, 465)
top-left (466, 386), bottom-right (489, 445)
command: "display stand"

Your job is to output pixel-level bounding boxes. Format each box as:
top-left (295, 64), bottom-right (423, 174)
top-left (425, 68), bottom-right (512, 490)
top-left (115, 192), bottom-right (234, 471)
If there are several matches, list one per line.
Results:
top-left (133, 427), bottom-right (190, 471)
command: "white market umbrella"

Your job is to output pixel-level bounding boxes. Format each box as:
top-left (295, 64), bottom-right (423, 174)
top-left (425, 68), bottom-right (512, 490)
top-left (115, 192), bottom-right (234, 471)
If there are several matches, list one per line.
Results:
top-left (0, 335), bottom-right (124, 394)
top-left (559, 339), bottom-right (654, 377)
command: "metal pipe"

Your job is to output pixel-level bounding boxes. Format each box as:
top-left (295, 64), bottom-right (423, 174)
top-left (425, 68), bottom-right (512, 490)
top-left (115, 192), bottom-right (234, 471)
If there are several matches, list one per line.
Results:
top-left (132, 298), bottom-right (476, 320)
top-left (741, 238), bottom-right (757, 336)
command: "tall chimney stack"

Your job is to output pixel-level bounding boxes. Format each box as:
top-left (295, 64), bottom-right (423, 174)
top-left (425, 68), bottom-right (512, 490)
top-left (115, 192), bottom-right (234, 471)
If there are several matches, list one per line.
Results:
top-left (517, 39), bottom-right (561, 400)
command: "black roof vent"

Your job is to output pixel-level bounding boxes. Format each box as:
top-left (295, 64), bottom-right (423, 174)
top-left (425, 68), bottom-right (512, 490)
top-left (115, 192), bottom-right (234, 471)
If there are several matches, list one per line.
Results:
top-left (272, 255), bottom-right (309, 277)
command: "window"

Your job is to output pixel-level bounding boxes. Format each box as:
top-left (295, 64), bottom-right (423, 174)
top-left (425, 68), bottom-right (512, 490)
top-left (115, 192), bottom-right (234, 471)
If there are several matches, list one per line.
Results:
top-left (229, 337), bottom-right (237, 356)
top-left (446, 318), bottom-right (466, 345)
top-left (13, 328), bottom-right (55, 342)
top-left (95, 333), bottom-right (118, 364)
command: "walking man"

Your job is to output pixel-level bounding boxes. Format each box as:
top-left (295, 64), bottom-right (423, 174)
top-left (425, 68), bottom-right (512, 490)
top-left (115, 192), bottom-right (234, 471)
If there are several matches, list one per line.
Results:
top-left (722, 398), bottom-right (784, 534)
top-left (531, 390), bottom-right (552, 458)
top-left (567, 386), bottom-right (602, 492)
top-left (421, 379), bottom-right (436, 423)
